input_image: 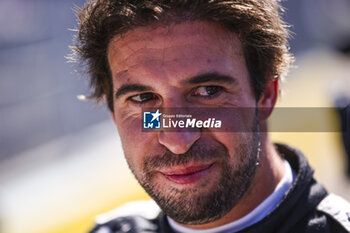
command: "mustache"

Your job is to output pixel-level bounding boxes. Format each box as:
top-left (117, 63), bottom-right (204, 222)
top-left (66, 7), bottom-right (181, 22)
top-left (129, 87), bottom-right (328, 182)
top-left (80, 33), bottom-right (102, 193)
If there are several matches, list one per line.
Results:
top-left (144, 142), bottom-right (229, 170)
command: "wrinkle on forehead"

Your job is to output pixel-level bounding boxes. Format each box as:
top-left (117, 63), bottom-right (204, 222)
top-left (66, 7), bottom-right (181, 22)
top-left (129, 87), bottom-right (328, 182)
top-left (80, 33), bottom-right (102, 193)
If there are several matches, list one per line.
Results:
top-left (114, 44), bottom-right (231, 72)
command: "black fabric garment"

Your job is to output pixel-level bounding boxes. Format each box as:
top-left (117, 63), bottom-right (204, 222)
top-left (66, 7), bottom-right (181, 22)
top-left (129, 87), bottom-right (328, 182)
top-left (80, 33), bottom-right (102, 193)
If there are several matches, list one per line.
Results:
top-left (89, 144), bottom-right (350, 233)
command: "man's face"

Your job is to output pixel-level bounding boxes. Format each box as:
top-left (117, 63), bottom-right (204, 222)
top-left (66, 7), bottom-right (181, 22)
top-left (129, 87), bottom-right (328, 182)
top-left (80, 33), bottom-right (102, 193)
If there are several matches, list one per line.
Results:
top-left (108, 21), bottom-right (260, 224)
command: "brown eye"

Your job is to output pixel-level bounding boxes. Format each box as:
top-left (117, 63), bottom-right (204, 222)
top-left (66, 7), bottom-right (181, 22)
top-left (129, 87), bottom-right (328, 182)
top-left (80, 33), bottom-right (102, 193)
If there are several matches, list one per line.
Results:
top-left (130, 93), bottom-right (157, 103)
top-left (193, 86), bottom-right (222, 97)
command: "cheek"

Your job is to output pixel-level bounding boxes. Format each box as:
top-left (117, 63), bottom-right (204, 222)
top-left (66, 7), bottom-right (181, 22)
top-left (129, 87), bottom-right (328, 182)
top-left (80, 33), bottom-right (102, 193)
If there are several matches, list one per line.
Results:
top-left (210, 132), bottom-right (252, 160)
top-left (114, 113), bottom-right (155, 170)
top-left (114, 111), bottom-right (140, 142)
top-left (216, 108), bottom-right (256, 133)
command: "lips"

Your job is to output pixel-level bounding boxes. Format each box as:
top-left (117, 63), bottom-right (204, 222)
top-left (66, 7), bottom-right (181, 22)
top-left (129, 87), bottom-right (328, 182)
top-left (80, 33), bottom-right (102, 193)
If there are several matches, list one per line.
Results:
top-left (160, 163), bottom-right (214, 185)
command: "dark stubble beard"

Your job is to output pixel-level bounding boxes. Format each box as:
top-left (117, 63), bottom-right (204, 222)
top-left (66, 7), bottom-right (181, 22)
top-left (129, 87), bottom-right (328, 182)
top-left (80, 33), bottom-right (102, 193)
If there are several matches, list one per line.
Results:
top-left (127, 111), bottom-right (260, 225)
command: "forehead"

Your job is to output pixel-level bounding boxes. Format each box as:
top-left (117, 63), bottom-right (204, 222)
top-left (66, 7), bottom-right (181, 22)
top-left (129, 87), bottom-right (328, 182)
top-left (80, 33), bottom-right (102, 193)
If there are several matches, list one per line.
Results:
top-left (110, 21), bottom-right (240, 49)
top-left (106, 21), bottom-right (250, 91)
top-left (107, 21), bottom-right (244, 70)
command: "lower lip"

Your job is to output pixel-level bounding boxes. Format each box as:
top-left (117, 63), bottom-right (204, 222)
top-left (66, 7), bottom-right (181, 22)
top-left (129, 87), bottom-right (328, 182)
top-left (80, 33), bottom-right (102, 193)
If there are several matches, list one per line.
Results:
top-left (162, 164), bottom-right (214, 185)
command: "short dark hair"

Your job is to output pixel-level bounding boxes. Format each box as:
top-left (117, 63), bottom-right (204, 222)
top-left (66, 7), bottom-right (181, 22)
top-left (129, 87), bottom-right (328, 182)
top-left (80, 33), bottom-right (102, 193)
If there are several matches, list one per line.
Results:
top-left (71, 0), bottom-right (293, 111)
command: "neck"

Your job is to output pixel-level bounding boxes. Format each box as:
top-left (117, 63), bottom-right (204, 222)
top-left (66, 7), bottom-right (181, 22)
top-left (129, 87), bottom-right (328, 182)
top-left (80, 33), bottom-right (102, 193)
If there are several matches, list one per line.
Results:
top-left (182, 134), bottom-right (285, 229)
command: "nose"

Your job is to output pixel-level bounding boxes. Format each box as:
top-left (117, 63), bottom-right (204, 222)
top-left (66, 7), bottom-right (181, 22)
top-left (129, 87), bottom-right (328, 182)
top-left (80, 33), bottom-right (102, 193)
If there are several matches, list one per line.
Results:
top-left (157, 93), bottom-right (201, 154)
top-left (158, 129), bottom-right (201, 154)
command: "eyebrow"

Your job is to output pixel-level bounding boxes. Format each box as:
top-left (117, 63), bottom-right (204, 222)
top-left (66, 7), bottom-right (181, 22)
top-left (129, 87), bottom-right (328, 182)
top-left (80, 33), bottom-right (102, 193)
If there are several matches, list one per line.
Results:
top-left (115, 84), bottom-right (153, 99)
top-left (185, 72), bottom-right (237, 85)
top-left (114, 72), bottom-right (236, 99)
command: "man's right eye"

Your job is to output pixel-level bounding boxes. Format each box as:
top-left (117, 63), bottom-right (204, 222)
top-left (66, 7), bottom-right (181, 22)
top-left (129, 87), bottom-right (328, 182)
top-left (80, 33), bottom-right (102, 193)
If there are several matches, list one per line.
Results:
top-left (129, 93), bottom-right (157, 103)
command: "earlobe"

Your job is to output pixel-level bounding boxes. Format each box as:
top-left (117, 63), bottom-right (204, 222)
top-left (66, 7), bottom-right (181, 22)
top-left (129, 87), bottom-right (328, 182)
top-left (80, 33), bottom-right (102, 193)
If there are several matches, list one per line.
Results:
top-left (258, 79), bottom-right (278, 121)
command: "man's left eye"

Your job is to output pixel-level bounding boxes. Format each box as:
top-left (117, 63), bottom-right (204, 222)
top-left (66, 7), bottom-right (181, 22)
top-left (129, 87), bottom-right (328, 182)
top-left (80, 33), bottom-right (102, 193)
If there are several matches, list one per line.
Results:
top-left (192, 86), bottom-right (222, 97)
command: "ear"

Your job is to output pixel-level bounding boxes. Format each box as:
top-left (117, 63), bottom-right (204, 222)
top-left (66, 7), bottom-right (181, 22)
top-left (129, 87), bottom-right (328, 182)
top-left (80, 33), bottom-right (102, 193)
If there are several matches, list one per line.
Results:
top-left (257, 79), bottom-right (278, 122)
